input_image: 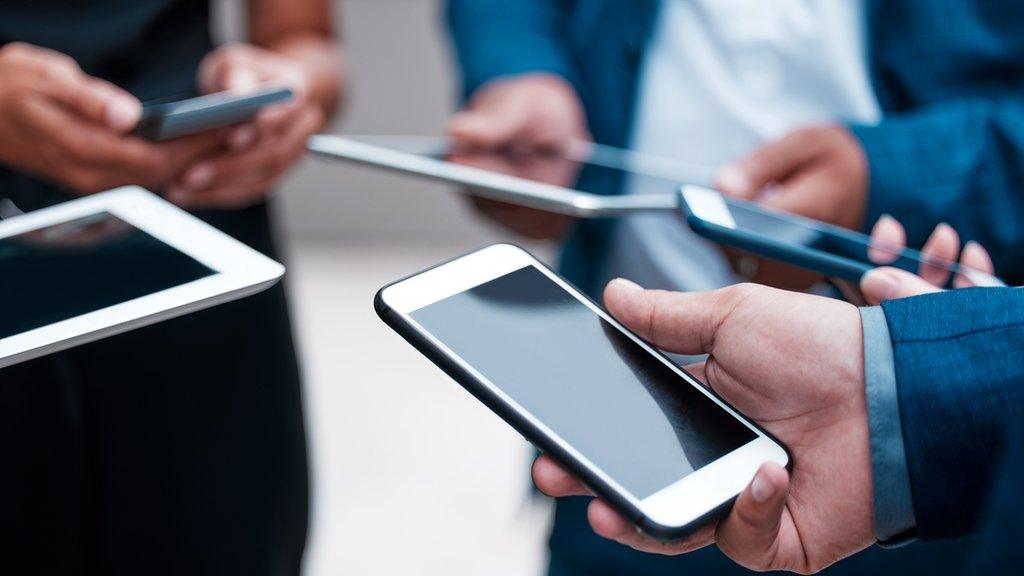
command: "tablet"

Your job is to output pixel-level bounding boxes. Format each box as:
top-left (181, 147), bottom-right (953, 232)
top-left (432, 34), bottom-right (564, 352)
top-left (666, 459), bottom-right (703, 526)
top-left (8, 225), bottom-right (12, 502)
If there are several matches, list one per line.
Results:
top-left (307, 135), bottom-right (705, 216)
top-left (0, 187), bottom-right (285, 369)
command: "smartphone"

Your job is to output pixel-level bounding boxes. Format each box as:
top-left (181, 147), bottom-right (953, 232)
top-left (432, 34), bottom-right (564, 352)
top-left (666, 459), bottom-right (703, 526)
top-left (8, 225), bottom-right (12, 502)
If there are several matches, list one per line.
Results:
top-left (135, 87), bottom-right (293, 141)
top-left (375, 243), bottom-right (790, 540)
top-left (679, 185), bottom-right (1006, 287)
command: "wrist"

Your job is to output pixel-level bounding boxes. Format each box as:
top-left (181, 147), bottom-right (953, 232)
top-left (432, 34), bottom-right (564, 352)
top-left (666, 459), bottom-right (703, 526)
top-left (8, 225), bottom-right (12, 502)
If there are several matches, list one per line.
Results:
top-left (267, 35), bottom-right (344, 116)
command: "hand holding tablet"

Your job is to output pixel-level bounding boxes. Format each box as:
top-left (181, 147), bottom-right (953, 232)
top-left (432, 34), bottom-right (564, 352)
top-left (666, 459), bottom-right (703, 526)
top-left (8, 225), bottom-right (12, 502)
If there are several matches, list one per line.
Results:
top-left (310, 135), bottom-right (1005, 288)
top-left (0, 187), bottom-right (285, 369)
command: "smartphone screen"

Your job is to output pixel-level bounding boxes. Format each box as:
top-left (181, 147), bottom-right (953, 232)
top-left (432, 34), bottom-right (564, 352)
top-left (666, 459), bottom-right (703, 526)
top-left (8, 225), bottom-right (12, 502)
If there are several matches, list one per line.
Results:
top-left (409, 264), bottom-right (757, 499)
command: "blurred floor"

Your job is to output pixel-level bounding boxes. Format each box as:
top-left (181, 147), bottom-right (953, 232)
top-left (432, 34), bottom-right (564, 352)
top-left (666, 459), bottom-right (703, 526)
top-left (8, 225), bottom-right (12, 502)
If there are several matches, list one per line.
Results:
top-left (286, 237), bottom-right (554, 576)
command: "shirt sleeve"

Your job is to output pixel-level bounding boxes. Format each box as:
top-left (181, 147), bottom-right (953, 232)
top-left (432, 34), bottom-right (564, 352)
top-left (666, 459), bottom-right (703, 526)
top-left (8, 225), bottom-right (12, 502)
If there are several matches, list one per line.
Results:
top-left (860, 306), bottom-right (917, 543)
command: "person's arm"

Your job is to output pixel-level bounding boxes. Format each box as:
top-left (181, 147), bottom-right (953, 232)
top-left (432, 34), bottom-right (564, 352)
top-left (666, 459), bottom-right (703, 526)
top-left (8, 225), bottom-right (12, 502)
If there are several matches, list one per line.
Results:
top-left (849, 99), bottom-right (1024, 282)
top-left (447, 0), bottom-right (580, 99)
top-left (247, 0), bottom-right (343, 117)
top-left (166, 0), bottom-right (344, 208)
top-left (879, 287), bottom-right (1024, 540)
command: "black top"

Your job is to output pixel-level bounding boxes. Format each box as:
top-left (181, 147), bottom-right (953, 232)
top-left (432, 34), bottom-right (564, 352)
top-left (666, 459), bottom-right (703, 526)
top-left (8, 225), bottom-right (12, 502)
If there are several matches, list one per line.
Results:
top-left (0, 0), bottom-right (212, 211)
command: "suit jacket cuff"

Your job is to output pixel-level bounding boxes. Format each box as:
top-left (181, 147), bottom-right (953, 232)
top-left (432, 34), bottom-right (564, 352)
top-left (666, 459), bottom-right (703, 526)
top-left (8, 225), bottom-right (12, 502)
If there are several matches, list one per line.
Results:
top-left (860, 306), bottom-right (917, 542)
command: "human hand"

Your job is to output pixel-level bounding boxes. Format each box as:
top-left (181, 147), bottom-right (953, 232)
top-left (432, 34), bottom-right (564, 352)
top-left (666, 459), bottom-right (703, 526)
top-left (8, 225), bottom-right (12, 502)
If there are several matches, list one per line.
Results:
top-left (447, 73), bottom-right (590, 239)
top-left (0, 43), bottom-right (222, 194)
top-left (860, 215), bottom-right (998, 304)
top-left (533, 279), bottom-right (875, 573)
top-left (447, 148), bottom-right (584, 240)
top-left (166, 43), bottom-right (327, 209)
top-left (716, 125), bottom-right (868, 231)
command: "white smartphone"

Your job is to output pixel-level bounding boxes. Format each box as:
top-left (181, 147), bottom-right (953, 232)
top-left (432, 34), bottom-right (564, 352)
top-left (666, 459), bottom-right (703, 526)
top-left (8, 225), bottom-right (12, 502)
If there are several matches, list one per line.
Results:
top-left (375, 243), bottom-right (789, 540)
top-left (0, 187), bottom-right (285, 369)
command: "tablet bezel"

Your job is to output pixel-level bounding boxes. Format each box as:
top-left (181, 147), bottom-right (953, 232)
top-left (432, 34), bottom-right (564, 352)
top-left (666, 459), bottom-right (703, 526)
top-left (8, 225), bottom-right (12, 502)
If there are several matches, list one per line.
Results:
top-left (0, 187), bottom-right (285, 368)
top-left (307, 135), bottom-right (682, 217)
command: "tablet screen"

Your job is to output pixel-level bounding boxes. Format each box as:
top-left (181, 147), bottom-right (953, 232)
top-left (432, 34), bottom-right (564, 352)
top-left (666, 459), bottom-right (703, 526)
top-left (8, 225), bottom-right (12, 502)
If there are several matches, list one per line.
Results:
top-left (0, 212), bottom-right (215, 339)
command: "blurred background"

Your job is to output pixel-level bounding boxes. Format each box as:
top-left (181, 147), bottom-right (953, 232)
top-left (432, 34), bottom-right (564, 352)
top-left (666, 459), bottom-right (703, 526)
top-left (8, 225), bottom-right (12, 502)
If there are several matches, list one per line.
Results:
top-left (218, 1), bottom-right (556, 574)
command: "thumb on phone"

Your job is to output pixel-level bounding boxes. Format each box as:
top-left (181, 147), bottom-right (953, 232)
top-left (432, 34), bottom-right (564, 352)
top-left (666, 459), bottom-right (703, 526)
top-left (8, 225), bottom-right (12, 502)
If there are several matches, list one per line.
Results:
top-left (448, 104), bottom-right (532, 149)
top-left (44, 66), bottom-right (141, 133)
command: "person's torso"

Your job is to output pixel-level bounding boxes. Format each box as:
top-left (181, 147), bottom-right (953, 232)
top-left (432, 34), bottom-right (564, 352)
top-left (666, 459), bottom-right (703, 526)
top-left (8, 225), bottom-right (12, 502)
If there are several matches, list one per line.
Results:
top-left (604, 0), bottom-right (879, 292)
top-left (555, 0), bottom-right (1024, 293)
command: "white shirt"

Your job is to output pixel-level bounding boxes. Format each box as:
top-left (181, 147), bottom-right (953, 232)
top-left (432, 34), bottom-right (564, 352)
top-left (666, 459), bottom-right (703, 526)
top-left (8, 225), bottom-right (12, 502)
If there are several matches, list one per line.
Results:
top-left (603, 0), bottom-right (881, 292)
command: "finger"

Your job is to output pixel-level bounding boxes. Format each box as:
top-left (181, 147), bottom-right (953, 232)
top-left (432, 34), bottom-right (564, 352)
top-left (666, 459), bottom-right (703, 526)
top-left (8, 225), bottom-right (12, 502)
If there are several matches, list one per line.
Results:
top-left (42, 66), bottom-right (141, 132)
top-left (715, 130), bottom-right (824, 199)
top-left (918, 223), bottom-right (960, 286)
top-left (714, 463), bottom-right (789, 571)
top-left (603, 278), bottom-right (752, 356)
top-left (588, 499), bottom-right (716, 556)
top-left (954, 241), bottom-right (998, 288)
top-left (173, 107), bottom-right (308, 194)
top-left (860, 267), bottom-right (943, 305)
top-left (169, 107), bottom-right (318, 206)
top-left (867, 214), bottom-right (906, 265)
top-left (531, 455), bottom-right (591, 497)
top-left (198, 43), bottom-right (257, 94)
top-left (757, 169), bottom-right (831, 221)
top-left (448, 108), bottom-right (529, 149)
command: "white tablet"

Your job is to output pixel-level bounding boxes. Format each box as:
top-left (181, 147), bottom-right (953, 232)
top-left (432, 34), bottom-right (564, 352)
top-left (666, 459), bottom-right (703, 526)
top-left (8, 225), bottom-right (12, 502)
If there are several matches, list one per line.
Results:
top-left (0, 187), bottom-right (285, 369)
top-left (306, 135), bottom-right (712, 217)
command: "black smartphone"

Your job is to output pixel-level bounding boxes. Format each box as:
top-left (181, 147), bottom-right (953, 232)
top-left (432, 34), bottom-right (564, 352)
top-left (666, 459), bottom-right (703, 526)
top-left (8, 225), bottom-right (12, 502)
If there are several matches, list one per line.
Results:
top-left (679, 185), bottom-right (1006, 287)
top-left (374, 243), bottom-right (790, 541)
top-left (135, 87), bottom-right (293, 141)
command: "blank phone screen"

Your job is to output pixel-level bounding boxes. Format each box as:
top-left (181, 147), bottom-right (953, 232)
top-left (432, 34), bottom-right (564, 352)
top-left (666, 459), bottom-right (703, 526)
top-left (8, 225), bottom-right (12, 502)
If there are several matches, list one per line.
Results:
top-left (410, 265), bottom-right (756, 499)
top-left (0, 212), bottom-right (214, 340)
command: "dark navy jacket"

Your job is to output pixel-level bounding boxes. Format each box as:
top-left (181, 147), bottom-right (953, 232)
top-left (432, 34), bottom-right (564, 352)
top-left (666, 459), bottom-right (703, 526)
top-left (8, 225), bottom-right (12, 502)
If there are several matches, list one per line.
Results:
top-left (881, 288), bottom-right (1024, 541)
top-left (448, 0), bottom-right (1024, 292)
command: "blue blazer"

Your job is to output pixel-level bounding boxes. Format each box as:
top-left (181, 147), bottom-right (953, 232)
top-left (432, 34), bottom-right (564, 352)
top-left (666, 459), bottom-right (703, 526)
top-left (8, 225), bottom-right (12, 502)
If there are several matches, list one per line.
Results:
top-left (881, 287), bottom-right (1024, 541)
top-left (448, 0), bottom-right (1024, 291)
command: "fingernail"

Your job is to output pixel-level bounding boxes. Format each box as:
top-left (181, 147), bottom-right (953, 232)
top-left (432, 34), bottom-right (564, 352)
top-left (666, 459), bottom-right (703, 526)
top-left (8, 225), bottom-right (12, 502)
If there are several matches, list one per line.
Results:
top-left (750, 469), bottom-right (775, 503)
top-left (106, 98), bottom-right (140, 131)
top-left (229, 125), bottom-right (257, 150)
top-left (716, 165), bottom-right (751, 194)
top-left (877, 213), bottom-right (898, 226)
top-left (183, 164), bottom-right (214, 189)
top-left (610, 278), bottom-right (644, 292)
top-left (862, 269), bottom-right (899, 301)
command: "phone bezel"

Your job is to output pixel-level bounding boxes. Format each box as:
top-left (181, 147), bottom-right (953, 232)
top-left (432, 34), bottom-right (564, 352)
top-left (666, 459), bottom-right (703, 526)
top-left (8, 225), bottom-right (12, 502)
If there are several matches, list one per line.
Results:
top-left (377, 243), bottom-right (789, 539)
top-left (679, 185), bottom-right (1005, 287)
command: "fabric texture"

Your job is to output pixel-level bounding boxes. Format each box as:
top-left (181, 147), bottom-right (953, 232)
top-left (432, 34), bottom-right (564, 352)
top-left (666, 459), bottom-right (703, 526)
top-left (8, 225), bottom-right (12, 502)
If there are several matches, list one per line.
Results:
top-left (881, 287), bottom-right (1024, 540)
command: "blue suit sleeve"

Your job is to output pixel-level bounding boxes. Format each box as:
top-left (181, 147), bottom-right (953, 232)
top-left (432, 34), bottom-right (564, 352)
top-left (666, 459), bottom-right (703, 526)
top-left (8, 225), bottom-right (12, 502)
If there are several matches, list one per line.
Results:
top-left (860, 306), bottom-right (916, 543)
top-left (880, 287), bottom-right (1024, 540)
top-left (849, 99), bottom-right (1024, 282)
top-left (446, 0), bottom-right (581, 98)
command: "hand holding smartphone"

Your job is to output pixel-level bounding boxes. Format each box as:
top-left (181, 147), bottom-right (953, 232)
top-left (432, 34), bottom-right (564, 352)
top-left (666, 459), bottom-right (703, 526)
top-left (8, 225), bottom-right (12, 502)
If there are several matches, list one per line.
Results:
top-left (375, 244), bottom-right (789, 540)
top-left (135, 87), bottom-right (293, 141)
